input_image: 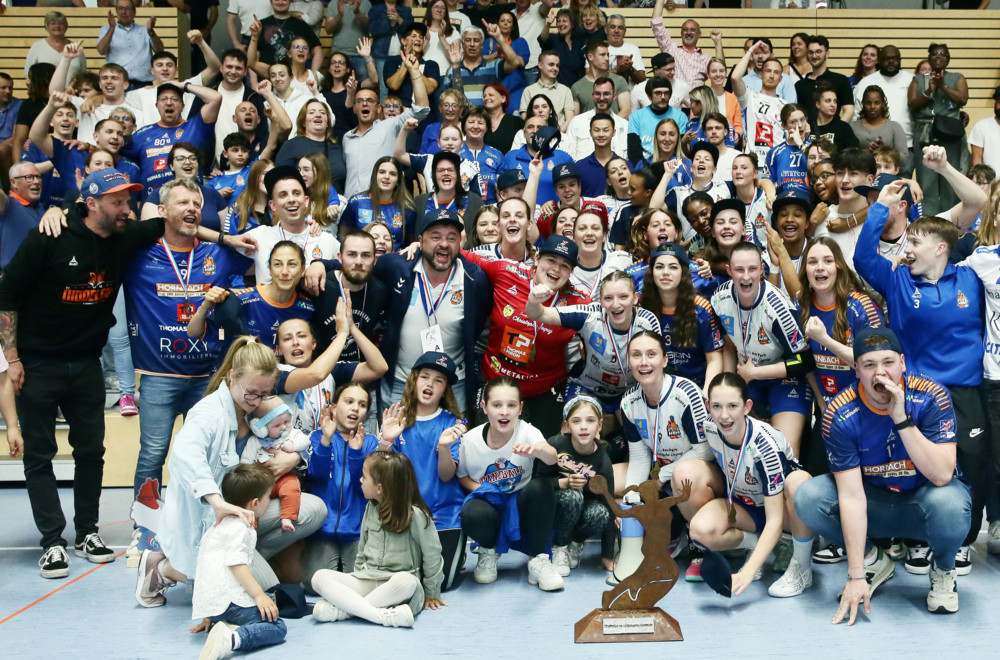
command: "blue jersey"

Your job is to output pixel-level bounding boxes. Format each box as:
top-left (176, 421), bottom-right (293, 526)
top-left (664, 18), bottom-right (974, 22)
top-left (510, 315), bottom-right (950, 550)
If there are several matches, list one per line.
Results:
top-left (393, 408), bottom-right (465, 530)
top-left (660, 295), bottom-right (725, 386)
top-left (206, 166), bottom-right (251, 209)
top-left (823, 373), bottom-right (957, 493)
top-left (125, 240), bottom-right (251, 377)
top-left (48, 139), bottom-right (140, 193)
top-left (20, 140), bottom-right (63, 206)
top-left (765, 140), bottom-right (810, 192)
top-left (461, 143), bottom-right (504, 203)
top-left (805, 291), bottom-right (883, 399)
top-left (146, 184), bottom-right (227, 234)
top-left (127, 115), bottom-right (213, 197)
top-left (307, 429), bottom-right (380, 542)
top-left (339, 193), bottom-right (414, 250)
top-left (208, 285), bottom-right (314, 349)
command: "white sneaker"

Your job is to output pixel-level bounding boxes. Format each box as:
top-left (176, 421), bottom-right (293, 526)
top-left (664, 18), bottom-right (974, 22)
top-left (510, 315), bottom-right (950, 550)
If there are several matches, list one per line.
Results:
top-left (199, 621), bottom-right (234, 660)
top-left (551, 545), bottom-right (571, 577)
top-left (527, 553), bottom-right (565, 591)
top-left (312, 599), bottom-right (349, 622)
top-left (125, 528), bottom-right (143, 568)
top-left (380, 604), bottom-right (414, 628)
top-left (568, 541), bottom-right (583, 569)
top-left (927, 563), bottom-right (958, 614)
top-left (988, 521), bottom-right (1000, 555)
top-left (767, 558), bottom-right (813, 598)
top-left (473, 547), bottom-right (499, 584)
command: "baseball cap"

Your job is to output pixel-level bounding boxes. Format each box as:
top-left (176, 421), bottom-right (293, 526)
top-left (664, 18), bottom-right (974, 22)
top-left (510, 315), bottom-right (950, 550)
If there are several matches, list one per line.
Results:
top-left (497, 168), bottom-right (527, 191)
top-left (711, 197), bottom-right (745, 222)
top-left (156, 82), bottom-right (184, 100)
top-left (650, 241), bottom-right (689, 268)
top-left (770, 187), bottom-right (814, 218)
top-left (552, 162), bottom-right (581, 184)
top-left (537, 234), bottom-right (578, 268)
top-left (397, 21), bottom-right (428, 38)
top-left (700, 549), bottom-right (733, 598)
top-left (853, 327), bottom-right (904, 362)
top-left (412, 351), bottom-right (458, 385)
top-left (531, 126), bottom-right (562, 159)
top-left (854, 173), bottom-right (915, 208)
top-left (264, 165), bottom-right (307, 198)
top-left (689, 141), bottom-right (719, 166)
top-left (81, 168), bottom-right (143, 200)
top-left (418, 208), bottom-right (463, 235)
top-left (651, 53), bottom-right (673, 69)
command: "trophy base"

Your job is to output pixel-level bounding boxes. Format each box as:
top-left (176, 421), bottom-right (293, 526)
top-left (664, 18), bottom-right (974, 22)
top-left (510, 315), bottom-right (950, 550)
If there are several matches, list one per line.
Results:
top-left (574, 608), bottom-right (683, 643)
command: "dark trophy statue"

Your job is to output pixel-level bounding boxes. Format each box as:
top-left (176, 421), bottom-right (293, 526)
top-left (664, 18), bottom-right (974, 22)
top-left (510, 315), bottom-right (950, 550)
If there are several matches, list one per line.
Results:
top-left (574, 476), bottom-right (690, 644)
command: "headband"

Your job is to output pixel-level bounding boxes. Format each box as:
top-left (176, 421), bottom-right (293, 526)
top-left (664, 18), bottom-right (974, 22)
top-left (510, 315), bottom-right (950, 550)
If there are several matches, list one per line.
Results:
top-left (563, 395), bottom-right (603, 420)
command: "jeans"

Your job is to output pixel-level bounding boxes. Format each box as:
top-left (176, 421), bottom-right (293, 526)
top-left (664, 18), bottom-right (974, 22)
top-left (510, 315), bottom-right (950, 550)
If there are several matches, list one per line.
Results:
top-left (373, 56), bottom-right (389, 102)
top-left (18, 357), bottom-right (105, 549)
top-left (210, 601), bottom-right (286, 652)
top-left (795, 473), bottom-right (971, 570)
top-left (103, 288), bottom-right (135, 396)
top-left (350, 54), bottom-right (371, 83)
top-left (133, 375), bottom-right (209, 497)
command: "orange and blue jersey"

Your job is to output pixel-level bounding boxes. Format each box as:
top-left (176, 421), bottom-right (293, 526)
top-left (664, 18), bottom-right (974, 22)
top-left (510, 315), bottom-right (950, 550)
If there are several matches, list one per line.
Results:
top-left (125, 115), bottom-right (213, 197)
top-left (339, 192), bottom-right (415, 251)
top-left (804, 291), bottom-right (883, 399)
top-left (660, 295), bottom-right (725, 387)
top-left (822, 373), bottom-right (958, 493)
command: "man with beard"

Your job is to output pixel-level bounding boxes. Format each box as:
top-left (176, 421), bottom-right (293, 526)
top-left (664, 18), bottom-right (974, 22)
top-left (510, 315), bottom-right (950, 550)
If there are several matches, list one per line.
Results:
top-left (794, 35), bottom-right (854, 124)
top-left (0, 162), bottom-right (46, 271)
top-left (852, 46), bottom-right (914, 151)
top-left (221, 93), bottom-right (292, 171)
top-left (968, 86), bottom-right (1000, 171)
top-left (628, 78), bottom-right (689, 160)
top-left (564, 78), bottom-right (629, 161)
top-left (211, 49), bottom-right (273, 165)
top-left (570, 42), bottom-right (630, 118)
top-left (0, 168), bottom-right (161, 580)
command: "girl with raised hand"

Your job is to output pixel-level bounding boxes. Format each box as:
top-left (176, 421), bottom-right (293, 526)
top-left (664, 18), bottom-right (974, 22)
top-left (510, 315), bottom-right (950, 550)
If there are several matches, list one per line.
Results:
top-left (378, 352), bottom-right (468, 590)
top-left (692, 372), bottom-right (814, 598)
top-left (301, 383), bottom-right (381, 590)
top-left (457, 377), bottom-right (562, 592)
top-left (311, 450), bottom-right (445, 628)
top-left (536, 395), bottom-right (616, 576)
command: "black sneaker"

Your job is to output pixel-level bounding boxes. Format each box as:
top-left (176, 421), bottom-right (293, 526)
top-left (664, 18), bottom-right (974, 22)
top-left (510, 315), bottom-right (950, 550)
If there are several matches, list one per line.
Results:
top-left (904, 541), bottom-right (933, 575)
top-left (39, 545), bottom-right (70, 579)
top-left (74, 533), bottom-right (115, 564)
top-left (812, 543), bottom-right (847, 564)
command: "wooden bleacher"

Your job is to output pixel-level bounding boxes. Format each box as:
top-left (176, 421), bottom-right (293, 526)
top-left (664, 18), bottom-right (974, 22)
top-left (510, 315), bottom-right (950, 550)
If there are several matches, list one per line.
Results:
top-left (0, 7), bottom-right (998, 487)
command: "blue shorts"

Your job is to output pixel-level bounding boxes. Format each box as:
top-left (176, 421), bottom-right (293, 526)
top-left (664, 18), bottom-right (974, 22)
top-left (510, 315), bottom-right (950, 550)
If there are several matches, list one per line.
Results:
top-left (747, 377), bottom-right (812, 417)
top-left (564, 382), bottom-right (623, 415)
top-left (735, 498), bottom-right (767, 533)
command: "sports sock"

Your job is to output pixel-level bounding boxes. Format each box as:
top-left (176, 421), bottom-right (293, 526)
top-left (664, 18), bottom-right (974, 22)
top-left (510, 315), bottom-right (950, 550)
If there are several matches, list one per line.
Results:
top-left (792, 537), bottom-right (813, 569)
top-left (737, 531), bottom-right (759, 550)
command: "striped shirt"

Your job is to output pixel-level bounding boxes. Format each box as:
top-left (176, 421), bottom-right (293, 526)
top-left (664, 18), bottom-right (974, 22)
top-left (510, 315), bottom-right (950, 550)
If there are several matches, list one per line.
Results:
top-left (650, 17), bottom-right (711, 87)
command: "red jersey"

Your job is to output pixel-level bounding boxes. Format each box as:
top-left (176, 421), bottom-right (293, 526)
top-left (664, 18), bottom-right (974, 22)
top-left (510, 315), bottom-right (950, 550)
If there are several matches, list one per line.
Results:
top-left (463, 251), bottom-right (591, 397)
top-left (536, 198), bottom-right (609, 239)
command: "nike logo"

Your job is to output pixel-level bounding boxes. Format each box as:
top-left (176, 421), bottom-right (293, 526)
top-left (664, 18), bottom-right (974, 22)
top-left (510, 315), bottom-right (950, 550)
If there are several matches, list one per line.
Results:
top-left (969, 428), bottom-right (984, 438)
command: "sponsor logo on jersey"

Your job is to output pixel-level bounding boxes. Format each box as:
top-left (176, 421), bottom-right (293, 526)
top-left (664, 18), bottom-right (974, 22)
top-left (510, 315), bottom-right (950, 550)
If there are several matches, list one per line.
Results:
top-left (601, 372), bottom-right (620, 386)
top-left (507, 285), bottom-right (517, 295)
top-left (666, 416), bottom-right (680, 439)
top-left (502, 304), bottom-right (515, 318)
top-left (957, 291), bottom-right (969, 308)
top-left (635, 418), bottom-right (648, 440)
top-left (203, 256), bottom-right (216, 275)
top-left (589, 333), bottom-right (606, 355)
top-left (720, 315), bottom-right (735, 336)
top-left (450, 291), bottom-right (463, 305)
top-left (862, 459), bottom-right (916, 479)
top-left (62, 271), bottom-right (114, 304)
top-left (69, 256), bottom-right (78, 266)
top-left (155, 282), bottom-right (212, 298)
top-left (789, 329), bottom-right (803, 345)
top-left (940, 419), bottom-right (956, 439)
top-left (757, 326), bottom-right (770, 344)
top-left (744, 467), bottom-right (758, 485)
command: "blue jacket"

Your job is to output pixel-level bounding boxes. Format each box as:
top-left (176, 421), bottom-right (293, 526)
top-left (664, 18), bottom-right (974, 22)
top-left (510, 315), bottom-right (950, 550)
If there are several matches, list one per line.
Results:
top-left (306, 430), bottom-right (380, 543)
top-left (855, 202), bottom-right (984, 387)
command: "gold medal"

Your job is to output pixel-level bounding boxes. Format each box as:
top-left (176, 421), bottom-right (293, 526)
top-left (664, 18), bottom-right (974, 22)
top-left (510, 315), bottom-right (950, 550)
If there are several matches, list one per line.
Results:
top-left (728, 502), bottom-right (737, 526)
top-left (650, 463), bottom-right (661, 481)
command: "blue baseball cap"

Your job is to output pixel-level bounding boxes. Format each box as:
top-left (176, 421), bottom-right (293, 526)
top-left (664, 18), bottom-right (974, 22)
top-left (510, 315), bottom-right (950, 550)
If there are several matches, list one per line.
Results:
top-left (537, 234), bottom-right (578, 267)
top-left (853, 327), bottom-right (904, 361)
top-left (418, 208), bottom-right (463, 235)
top-left (650, 241), bottom-right (689, 268)
top-left (81, 168), bottom-right (143, 200)
top-left (552, 161), bottom-right (581, 183)
top-left (497, 168), bottom-right (527, 191)
top-left (854, 173), bottom-right (915, 208)
top-left (412, 351), bottom-right (458, 385)
top-left (771, 187), bottom-right (814, 220)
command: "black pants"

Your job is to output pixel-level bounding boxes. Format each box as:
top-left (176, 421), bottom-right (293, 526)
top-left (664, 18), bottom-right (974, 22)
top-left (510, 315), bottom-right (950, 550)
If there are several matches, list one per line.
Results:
top-left (521, 387), bottom-right (564, 440)
top-left (460, 479), bottom-right (556, 557)
top-left (949, 384), bottom-right (990, 547)
top-left (19, 357), bottom-right (106, 549)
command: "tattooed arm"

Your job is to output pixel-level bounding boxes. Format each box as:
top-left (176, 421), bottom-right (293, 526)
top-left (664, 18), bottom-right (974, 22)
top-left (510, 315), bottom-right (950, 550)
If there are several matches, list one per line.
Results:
top-left (0, 311), bottom-right (22, 394)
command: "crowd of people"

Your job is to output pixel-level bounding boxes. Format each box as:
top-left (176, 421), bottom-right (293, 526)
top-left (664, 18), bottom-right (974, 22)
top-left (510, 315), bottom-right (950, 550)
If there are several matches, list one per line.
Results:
top-left (1, 0), bottom-right (1000, 655)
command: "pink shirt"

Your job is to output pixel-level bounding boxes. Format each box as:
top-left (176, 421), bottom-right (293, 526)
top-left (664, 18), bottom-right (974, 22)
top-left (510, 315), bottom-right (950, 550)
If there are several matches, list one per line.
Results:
top-left (650, 17), bottom-right (711, 88)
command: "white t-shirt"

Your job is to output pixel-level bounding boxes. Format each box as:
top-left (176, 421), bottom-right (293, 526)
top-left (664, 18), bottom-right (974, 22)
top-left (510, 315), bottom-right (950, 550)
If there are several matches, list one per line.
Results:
top-left (191, 516), bottom-right (257, 619)
top-left (961, 244), bottom-right (1000, 380)
top-left (563, 110), bottom-right (629, 161)
top-left (243, 223), bottom-right (340, 284)
top-left (214, 84), bottom-right (248, 164)
top-left (228, 0), bottom-right (274, 35)
top-left (515, 4), bottom-right (547, 70)
top-left (457, 420), bottom-right (546, 493)
top-left (632, 78), bottom-right (690, 112)
top-left (608, 42), bottom-right (646, 84)
top-left (970, 117), bottom-right (1000, 174)
top-left (713, 147), bottom-right (740, 185)
top-left (395, 258), bottom-right (466, 384)
top-left (276, 88), bottom-right (331, 139)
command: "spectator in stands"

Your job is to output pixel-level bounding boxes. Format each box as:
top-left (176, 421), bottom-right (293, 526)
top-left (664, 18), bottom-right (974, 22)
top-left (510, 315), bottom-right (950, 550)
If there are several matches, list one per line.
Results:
top-left (0, 162), bottom-right (45, 271)
top-left (852, 45), bottom-right (915, 154)
top-left (849, 44), bottom-right (879, 89)
top-left (571, 41), bottom-right (631, 119)
top-left (812, 82), bottom-right (860, 150)
top-left (291, 0), bottom-right (325, 34)
top-left (369, 0), bottom-right (413, 97)
top-left (537, 8), bottom-right (585, 89)
top-left (342, 57), bottom-right (430, 198)
top-left (446, 24), bottom-right (524, 107)
top-left (519, 51), bottom-right (574, 130)
top-left (908, 43), bottom-right (969, 215)
top-left (325, 0), bottom-right (372, 82)
top-left (783, 32), bottom-right (811, 86)
top-left (630, 78), bottom-right (688, 160)
top-left (12, 63), bottom-right (54, 166)
top-left (51, 43), bottom-right (127, 144)
top-left (851, 85), bottom-right (909, 172)
top-left (632, 52), bottom-right (689, 112)
top-left (969, 86), bottom-right (1000, 173)
top-left (575, 113), bottom-right (621, 198)
top-left (731, 42), bottom-right (787, 178)
top-left (482, 83), bottom-right (523, 154)
top-left (564, 78), bottom-right (627, 161)
top-left (513, 0), bottom-right (550, 86)
top-left (605, 14), bottom-right (646, 89)
top-left (0, 73), bottom-right (21, 188)
top-left (502, 115), bottom-right (574, 206)
top-left (795, 35), bottom-right (854, 124)
top-left (275, 99), bottom-right (346, 192)
top-left (97, 0), bottom-right (163, 90)
top-left (227, 0), bottom-right (274, 51)
top-left (484, 11), bottom-right (532, 113)
top-left (422, 0), bottom-right (461, 75)
top-left (253, 0), bottom-right (322, 69)
top-left (419, 88), bottom-right (466, 154)
top-left (25, 12), bottom-right (86, 84)
top-left (384, 23), bottom-right (441, 109)
top-left (706, 57), bottom-right (743, 147)
top-left (739, 37), bottom-right (797, 105)
top-left (650, 0), bottom-right (720, 88)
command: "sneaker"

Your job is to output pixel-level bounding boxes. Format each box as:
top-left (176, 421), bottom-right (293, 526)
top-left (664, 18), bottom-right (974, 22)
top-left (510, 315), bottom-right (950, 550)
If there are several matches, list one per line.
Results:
top-left (119, 394), bottom-right (138, 416)
top-left (865, 548), bottom-right (895, 597)
top-left (312, 599), bottom-right (349, 622)
top-left (199, 621), bottom-right (234, 660)
top-left (954, 545), bottom-right (972, 576)
top-left (125, 528), bottom-right (143, 568)
top-left (473, 547), bottom-right (498, 584)
top-left (567, 541), bottom-right (583, 569)
top-left (74, 532), bottom-right (115, 564)
top-left (135, 549), bottom-right (172, 607)
top-left (551, 545), bottom-right (571, 577)
top-left (927, 563), bottom-right (959, 614)
top-left (768, 558), bottom-right (813, 598)
top-left (772, 533), bottom-right (793, 573)
top-left (812, 543), bottom-right (847, 564)
top-left (886, 538), bottom-right (907, 561)
top-left (605, 573), bottom-right (619, 586)
top-left (527, 553), bottom-right (565, 591)
top-left (380, 604), bottom-right (414, 628)
top-left (904, 542), bottom-right (933, 575)
top-left (669, 528), bottom-right (690, 559)
top-left (685, 556), bottom-right (704, 582)
top-left (988, 521), bottom-right (1000, 555)
top-left (38, 545), bottom-right (70, 579)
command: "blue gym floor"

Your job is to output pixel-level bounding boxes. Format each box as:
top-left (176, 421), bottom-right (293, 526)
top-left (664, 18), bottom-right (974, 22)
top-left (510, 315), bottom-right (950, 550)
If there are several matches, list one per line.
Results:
top-left (0, 486), bottom-right (993, 658)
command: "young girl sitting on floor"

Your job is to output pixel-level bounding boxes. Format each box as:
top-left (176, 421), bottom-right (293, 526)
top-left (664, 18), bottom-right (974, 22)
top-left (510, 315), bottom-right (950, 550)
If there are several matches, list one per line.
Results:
top-left (311, 451), bottom-right (445, 628)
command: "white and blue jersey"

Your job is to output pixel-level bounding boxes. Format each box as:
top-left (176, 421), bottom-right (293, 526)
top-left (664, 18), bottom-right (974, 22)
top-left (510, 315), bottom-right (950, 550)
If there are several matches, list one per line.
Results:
top-left (704, 416), bottom-right (798, 509)
top-left (712, 280), bottom-right (808, 368)
top-left (124, 240), bottom-right (251, 377)
top-left (659, 295), bottom-right (725, 387)
top-left (725, 183), bottom-right (772, 249)
top-left (962, 244), bottom-right (1000, 381)
top-left (461, 143), bottom-right (504, 203)
top-left (409, 152), bottom-right (481, 201)
top-left (339, 193), bottom-right (415, 250)
top-left (665, 181), bottom-right (730, 243)
top-left (126, 115), bottom-right (214, 197)
top-left (393, 408), bottom-right (466, 529)
top-left (765, 140), bottom-right (811, 192)
top-left (570, 251), bottom-right (635, 299)
top-left (557, 303), bottom-right (661, 399)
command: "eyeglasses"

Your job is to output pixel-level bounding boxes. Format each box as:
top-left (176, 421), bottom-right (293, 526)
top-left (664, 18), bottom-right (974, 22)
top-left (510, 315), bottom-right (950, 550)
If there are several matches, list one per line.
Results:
top-left (929, 50), bottom-right (948, 57)
top-left (356, 98), bottom-right (378, 105)
top-left (238, 382), bottom-right (277, 403)
top-left (291, 44), bottom-right (309, 51)
top-left (12, 174), bottom-right (42, 182)
top-left (441, 103), bottom-right (461, 110)
top-left (383, 102), bottom-right (402, 109)
top-left (172, 155), bottom-right (198, 164)
top-left (814, 172), bottom-right (835, 180)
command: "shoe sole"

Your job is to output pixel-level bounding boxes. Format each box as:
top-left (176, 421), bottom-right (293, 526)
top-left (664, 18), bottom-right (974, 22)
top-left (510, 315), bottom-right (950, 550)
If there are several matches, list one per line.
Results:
top-left (768, 577), bottom-right (813, 598)
top-left (40, 565), bottom-right (69, 579)
top-left (473, 573), bottom-right (497, 584)
top-left (954, 564), bottom-right (971, 577)
top-left (527, 575), bottom-right (564, 591)
top-left (685, 575), bottom-right (705, 583)
top-left (135, 550), bottom-right (166, 608)
top-left (927, 599), bottom-right (959, 614)
top-left (75, 548), bottom-right (116, 564)
top-left (811, 554), bottom-right (847, 564)
top-left (199, 622), bottom-right (232, 660)
top-left (905, 563), bottom-right (931, 576)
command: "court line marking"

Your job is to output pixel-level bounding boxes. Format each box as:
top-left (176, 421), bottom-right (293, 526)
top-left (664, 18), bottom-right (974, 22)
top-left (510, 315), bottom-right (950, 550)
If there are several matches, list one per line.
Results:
top-left (0, 550), bottom-right (127, 626)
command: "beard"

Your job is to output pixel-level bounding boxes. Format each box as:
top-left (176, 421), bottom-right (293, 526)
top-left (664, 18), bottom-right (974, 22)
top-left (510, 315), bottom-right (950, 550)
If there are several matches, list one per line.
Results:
top-left (341, 267), bottom-right (370, 285)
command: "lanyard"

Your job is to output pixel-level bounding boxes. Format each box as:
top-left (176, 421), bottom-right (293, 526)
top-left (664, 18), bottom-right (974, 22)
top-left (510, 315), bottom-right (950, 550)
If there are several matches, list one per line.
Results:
top-left (417, 264), bottom-right (457, 324)
top-left (583, 254), bottom-right (606, 299)
top-left (646, 377), bottom-right (675, 465)
top-left (280, 226), bottom-right (312, 263)
top-left (310, 383), bottom-right (324, 430)
top-left (737, 303), bottom-right (754, 358)
top-left (725, 419), bottom-right (753, 511)
top-left (432, 193), bottom-right (456, 211)
top-left (604, 312), bottom-right (633, 375)
top-left (160, 239), bottom-right (192, 302)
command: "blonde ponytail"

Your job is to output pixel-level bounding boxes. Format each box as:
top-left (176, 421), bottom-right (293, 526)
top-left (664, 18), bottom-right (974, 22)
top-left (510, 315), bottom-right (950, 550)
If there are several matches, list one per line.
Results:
top-left (205, 336), bottom-right (280, 397)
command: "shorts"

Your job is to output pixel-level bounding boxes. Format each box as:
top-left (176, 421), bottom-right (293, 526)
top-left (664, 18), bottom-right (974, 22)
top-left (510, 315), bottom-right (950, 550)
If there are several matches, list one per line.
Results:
top-left (734, 498), bottom-right (767, 533)
top-left (564, 382), bottom-right (623, 415)
top-left (748, 376), bottom-right (812, 417)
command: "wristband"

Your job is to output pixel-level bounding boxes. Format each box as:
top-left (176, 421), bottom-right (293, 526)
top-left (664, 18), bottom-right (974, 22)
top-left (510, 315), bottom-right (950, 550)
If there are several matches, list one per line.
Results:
top-left (7, 358), bottom-right (20, 363)
top-left (893, 416), bottom-right (915, 431)
top-left (846, 575), bottom-right (866, 581)
top-left (217, 231), bottom-right (226, 246)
